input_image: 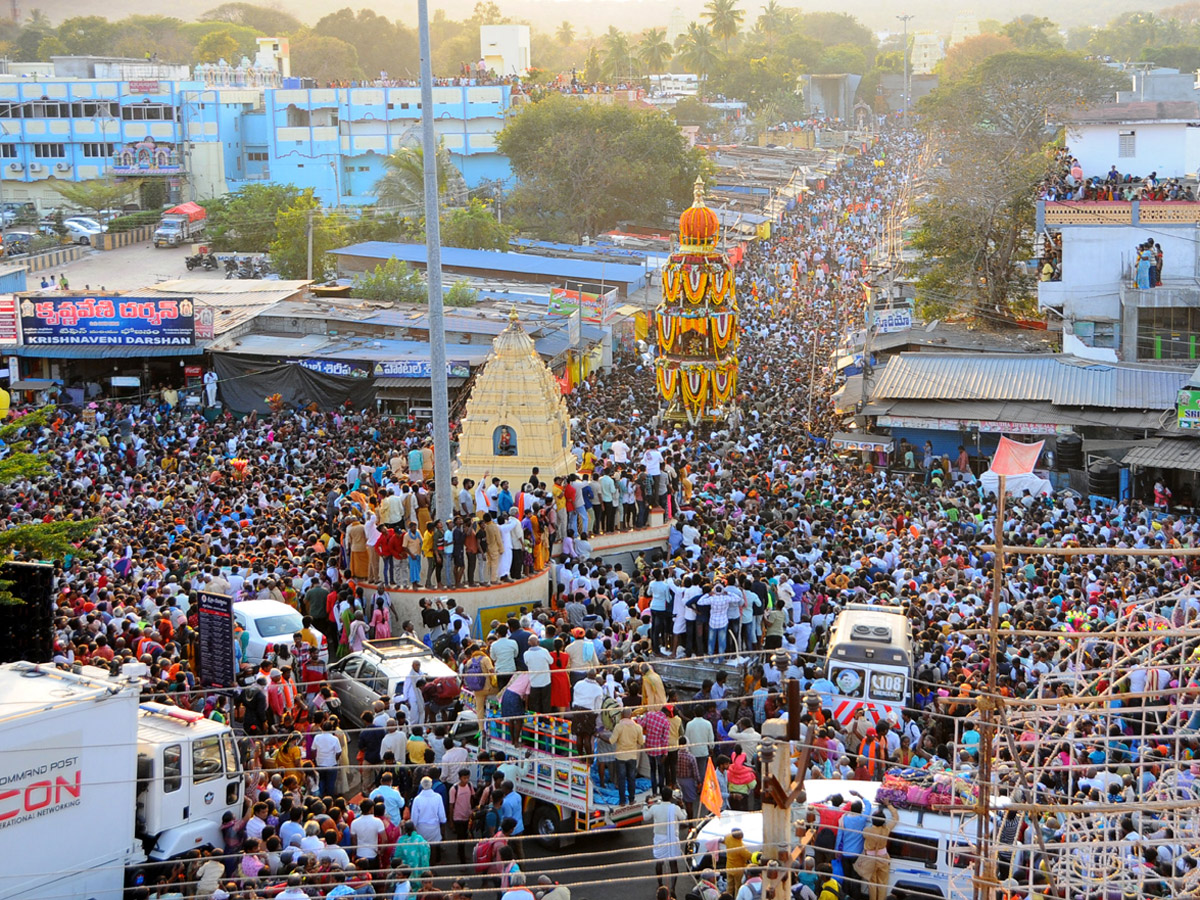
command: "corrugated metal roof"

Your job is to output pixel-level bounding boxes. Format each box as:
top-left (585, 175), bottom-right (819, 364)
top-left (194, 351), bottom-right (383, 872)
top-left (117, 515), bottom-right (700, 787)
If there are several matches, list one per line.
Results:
top-left (1124, 439), bottom-right (1200, 472)
top-left (332, 241), bottom-right (647, 286)
top-left (10, 344), bottom-right (202, 358)
top-left (870, 353), bottom-right (1189, 410)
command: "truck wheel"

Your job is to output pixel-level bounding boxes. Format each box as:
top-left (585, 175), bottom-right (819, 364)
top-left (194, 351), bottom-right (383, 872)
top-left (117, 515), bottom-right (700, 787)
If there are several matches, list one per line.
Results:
top-left (532, 805), bottom-right (563, 849)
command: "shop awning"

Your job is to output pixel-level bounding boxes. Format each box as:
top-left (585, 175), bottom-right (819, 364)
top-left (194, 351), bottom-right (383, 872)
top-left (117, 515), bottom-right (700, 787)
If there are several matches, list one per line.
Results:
top-left (10, 379), bottom-right (58, 391)
top-left (830, 431), bottom-right (893, 452)
top-left (1124, 439), bottom-right (1200, 473)
top-left (376, 377), bottom-right (465, 399)
top-left (9, 344), bottom-right (204, 358)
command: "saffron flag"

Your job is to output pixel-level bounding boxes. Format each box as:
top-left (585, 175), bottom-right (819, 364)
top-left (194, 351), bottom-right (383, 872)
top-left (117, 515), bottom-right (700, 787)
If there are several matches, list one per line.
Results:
top-left (700, 756), bottom-right (723, 816)
top-left (991, 436), bottom-right (1044, 476)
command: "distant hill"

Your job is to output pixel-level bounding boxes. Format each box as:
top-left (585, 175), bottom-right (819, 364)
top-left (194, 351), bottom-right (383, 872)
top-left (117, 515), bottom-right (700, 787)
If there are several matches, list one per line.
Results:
top-left (23, 0), bottom-right (1158, 38)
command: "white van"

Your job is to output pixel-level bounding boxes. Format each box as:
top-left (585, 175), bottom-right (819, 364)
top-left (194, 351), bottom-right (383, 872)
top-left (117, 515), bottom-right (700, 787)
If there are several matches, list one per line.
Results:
top-left (825, 605), bottom-right (913, 726)
top-left (686, 779), bottom-right (996, 900)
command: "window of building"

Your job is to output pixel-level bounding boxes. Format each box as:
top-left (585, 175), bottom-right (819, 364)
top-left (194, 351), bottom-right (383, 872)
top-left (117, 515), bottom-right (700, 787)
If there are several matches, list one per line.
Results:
top-left (120, 103), bottom-right (175, 121)
top-left (70, 101), bottom-right (119, 118)
top-left (81, 143), bottom-right (116, 158)
top-left (1138, 306), bottom-right (1200, 360)
top-left (23, 101), bottom-right (71, 118)
top-left (247, 151), bottom-right (269, 161)
top-left (0, 145), bottom-right (15, 158)
top-left (1118, 130), bottom-right (1136, 158)
top-left (32, 143), bottom-right (66, 159)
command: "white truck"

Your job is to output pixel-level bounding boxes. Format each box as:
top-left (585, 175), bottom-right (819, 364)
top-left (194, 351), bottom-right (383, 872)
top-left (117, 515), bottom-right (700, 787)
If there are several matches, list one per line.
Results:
top-left (153, 202), bottom-right (206, 247)
top-left (482, 710), bottom-right (647, 847)
top-left (1, 662), bottom-right (243, 900)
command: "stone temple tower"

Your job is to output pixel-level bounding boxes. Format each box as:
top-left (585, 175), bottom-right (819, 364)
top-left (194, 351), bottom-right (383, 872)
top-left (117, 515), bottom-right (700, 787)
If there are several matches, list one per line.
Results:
top-left (457, 307), bottom-right (577, 484)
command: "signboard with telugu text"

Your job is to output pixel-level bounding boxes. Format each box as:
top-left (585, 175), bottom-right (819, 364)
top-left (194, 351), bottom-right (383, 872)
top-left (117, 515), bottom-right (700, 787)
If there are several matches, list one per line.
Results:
top-left (373, 360), bottom-right (471, 379)
top-left (874, 307), bottom-right (913, 334)
top-left (19, 296), bottom-right (195, 347)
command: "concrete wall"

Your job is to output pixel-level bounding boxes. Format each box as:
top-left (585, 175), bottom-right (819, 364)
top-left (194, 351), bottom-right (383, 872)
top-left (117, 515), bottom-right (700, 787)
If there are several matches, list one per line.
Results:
top-left (1067, 121), bottom-right (1196, 179)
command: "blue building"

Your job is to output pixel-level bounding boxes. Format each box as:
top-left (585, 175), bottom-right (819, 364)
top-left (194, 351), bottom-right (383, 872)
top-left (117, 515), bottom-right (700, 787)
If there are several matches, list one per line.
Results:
top-left (252, 84), bottom-right (513, 205)
top-left (0, 54), bottom-right (514, 210)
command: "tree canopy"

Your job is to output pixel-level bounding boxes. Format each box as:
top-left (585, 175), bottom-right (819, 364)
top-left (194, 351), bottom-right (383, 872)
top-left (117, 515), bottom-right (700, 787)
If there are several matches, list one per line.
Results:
top-left (914, 51), bottom-right (1118, 321)
top-left (498, 94), bottom-right (708, 240)
top-left (0, 408), bottom-right (96, 604)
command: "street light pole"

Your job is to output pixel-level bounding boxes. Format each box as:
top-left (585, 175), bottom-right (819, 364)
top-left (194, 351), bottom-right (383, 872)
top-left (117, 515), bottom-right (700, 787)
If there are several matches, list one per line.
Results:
top-left (418, 0), bottom-right (453, 522)
top-left (897, 14), bottom-right (913, 118)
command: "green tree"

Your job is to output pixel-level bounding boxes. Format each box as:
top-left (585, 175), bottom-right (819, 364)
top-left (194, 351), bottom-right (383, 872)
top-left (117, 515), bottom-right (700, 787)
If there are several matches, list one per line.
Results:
top-left (441, 197), bottom-right (510, 250)
top-left (49, 176), bottom-right (143, 219)
top-left (269, 191), bottom-right (346, 280)
top-left (351, 257), bottom-right (427, 303)
top-left (704, 0), bottom-right (744, 52)
top-left (639, 28), bottom-right (673, 75)
top-left (312, 9), bottom-right (417, 80)
top-left (289, 32), bottom-right (361, 83)
top-left (55, 16), bottom-right (120, 56)
top-left (201, 3), bottom-right (303, 34)
top-left (446, 280), bottom-right (477, 307)
top-left (602, 26), bottom-right (634, 81)
top-left (1000, 15), bottom-right (1062, 50)
top-left (35, 34), bottom-right (67, 59)
top-left (140, 179), bottom-right (168, 210)
top-left (0, 408), bottom-right (97, 604)
top-left (754, 1), bottom-right (793, 50)
top-left (497, 93), bottom-right (709, 240)
top-left (194, 28), bottom-right (241, 63)
top-left (374, 143), bottom-right (467, 213)
top-left (914, 51), bottom-right (1117, 321)
top-left (793, 11), bottom-right (875, 54)
top-left (676, 23), bottom-right (722, 85)
top-left (556, 20), bottom-right (575, 46)
top-left (471, 1), bottom-right (506, 25)
top-left (814, 42), bottom-right (868, 74)
top-left (206, 182), bottom-right (301, 251)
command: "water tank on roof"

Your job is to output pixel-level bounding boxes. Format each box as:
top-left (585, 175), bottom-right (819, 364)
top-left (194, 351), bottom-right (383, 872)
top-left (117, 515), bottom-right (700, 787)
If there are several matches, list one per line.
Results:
top-left (1088, 459), bottom-right (1120, 499)
top-left (1056, 435), bottom-right (1082, 471)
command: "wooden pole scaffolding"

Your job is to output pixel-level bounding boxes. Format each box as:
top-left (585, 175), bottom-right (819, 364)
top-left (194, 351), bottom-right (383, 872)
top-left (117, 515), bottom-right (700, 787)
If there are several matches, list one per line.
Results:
top-left (974, 473), bottom-right (1005, 900)
top-left (967, 501), bottom-right (1200, 900)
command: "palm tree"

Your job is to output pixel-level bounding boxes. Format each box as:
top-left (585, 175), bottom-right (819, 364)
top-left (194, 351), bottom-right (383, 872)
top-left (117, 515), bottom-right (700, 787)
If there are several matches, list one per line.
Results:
top-left (704, 0), bottom-right (745, 51)
top-left (676, 22), bottom-right (722, 85)
top-left (602, 26), bottom-right (634, 82)
top-left (639, 28), bottom-right (673, 75)
top-left (755, 0), bottom-right (791, 49)
top-left (374, 142), bottom-right (466, 213)
top-left (556, 20), bottom-right (575, 47)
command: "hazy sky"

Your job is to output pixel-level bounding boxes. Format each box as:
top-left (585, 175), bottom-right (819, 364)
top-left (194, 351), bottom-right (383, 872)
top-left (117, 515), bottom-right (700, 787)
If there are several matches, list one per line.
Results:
top-left (27, 0), bottom-right (1154, 34)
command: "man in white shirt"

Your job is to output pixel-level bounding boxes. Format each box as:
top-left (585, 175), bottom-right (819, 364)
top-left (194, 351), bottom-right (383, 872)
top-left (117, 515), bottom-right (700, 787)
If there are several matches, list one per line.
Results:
top-left (524, 642), bottom-right (554, 713)
top-left (350, 797), bottom-right (387, 863)
top-left (611, 438), bottom-right (630, 464)
top-left (410, 776), bottom-right (448, 851)
top-left (311, 723), bottom-right (343, 797)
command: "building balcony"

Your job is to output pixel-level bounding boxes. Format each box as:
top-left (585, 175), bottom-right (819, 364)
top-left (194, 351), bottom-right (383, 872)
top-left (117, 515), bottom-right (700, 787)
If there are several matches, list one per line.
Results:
top-left (110, 151), bottom-right (181, 175)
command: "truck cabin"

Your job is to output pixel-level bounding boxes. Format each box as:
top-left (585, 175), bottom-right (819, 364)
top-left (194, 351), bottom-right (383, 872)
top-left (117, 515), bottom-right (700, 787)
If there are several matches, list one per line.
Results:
top-left (135, 703), bottom-right (242, 856)
top-left (825, 604), bottom-right (913, 721)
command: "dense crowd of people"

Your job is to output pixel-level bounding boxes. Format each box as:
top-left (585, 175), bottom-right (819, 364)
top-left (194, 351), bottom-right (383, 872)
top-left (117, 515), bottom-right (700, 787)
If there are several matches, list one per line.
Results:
top-left (15, 120), bottom-right (1200, 900)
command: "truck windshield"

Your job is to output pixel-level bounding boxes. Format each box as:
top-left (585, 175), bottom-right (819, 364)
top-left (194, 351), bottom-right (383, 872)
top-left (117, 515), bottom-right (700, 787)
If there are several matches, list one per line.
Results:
top-left (193, 735), bottom-right (223, 782)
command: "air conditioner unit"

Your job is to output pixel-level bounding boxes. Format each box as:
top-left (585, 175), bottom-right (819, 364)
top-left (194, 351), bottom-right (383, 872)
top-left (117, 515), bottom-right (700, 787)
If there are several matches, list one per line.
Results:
top-left (8, 163), bottom-right (20, 171)
top-left (55, 162), bottom-right (70, 171)
top-left (28, 163), bottom-right (42, 172)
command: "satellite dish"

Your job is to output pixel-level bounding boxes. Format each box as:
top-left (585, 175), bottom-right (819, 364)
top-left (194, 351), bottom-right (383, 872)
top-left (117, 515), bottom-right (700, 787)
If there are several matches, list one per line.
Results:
top-left (925, 319), bottom-right (940, 333)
